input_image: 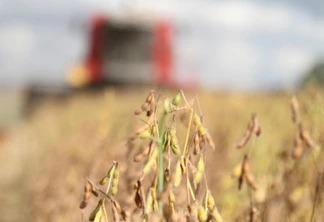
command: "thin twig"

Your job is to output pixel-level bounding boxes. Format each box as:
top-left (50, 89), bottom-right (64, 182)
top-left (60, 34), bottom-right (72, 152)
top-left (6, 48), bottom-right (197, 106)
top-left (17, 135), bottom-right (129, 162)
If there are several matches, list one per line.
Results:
top-left (187, 175), bottom-right (196, 201)
top-left (86, 178), bottom-right (114, 202)
top-left (182, 109), bottom-right (194, 156)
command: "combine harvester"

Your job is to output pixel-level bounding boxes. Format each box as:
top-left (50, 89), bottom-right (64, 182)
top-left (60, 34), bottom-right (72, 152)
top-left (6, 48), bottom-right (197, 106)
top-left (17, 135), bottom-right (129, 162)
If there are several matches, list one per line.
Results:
top-left (67, 12), bottom-right (197, 89)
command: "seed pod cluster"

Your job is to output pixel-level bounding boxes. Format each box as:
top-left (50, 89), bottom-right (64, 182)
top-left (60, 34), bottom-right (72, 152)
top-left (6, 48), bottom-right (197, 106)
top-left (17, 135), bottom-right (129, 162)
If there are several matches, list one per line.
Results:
top-left (79, 181), bottom-right (98, 209)
top-left (193, 113), bottom-right (216, 153)
top-left (81, 90), bottom-right (227, 222)
top-left (192, 113), bottom-right (216, 153)
top-left (238, 155), bottom-right (258, 191)
top-left (134, 90), bottom-right (155, 117)
top-left (290, 96), bottom-right (317, 159)
top-left (235, 113), bottom-right (261, 149)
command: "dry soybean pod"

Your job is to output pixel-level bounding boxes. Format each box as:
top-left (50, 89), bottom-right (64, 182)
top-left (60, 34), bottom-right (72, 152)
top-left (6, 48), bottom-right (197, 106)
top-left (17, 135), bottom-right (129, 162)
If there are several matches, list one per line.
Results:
top-left (235, 115), bottom-right (255, 149)
top-left (170, 125), bottom-right (180, 155)
top-left (174, 160), bottom-right (183, 187)
top-left (292, 132), bottom-right (303, 159)
top-left (111, 163), bottom-right (119, 196)
top-left (89, 199), bottom-right (103, 221)
top-left (194, 155), bottom-right (205, 186)
top-left (169, 191), bottom-right (176, 214)
top-left (143, 148), bottom-right (158, 176)
top-left (197, 205), bottom-right (207, 222)
top-left (172, 91), bottom-right (182, 107)
top-left (299, 124), bottom-right (316, 149)
top-left (79, 181), bottom-right (92, 209)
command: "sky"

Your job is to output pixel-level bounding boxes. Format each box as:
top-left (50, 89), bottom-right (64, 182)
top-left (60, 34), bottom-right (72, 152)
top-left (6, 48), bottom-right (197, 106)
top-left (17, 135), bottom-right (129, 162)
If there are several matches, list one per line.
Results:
top-left (0, 0), bottom-right (324, 90)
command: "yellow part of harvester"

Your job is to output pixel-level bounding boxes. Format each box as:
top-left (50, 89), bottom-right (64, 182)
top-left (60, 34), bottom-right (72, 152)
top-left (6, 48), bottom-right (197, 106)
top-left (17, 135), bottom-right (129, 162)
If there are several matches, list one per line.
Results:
top-left (66, 64), bottom-right (91, 88)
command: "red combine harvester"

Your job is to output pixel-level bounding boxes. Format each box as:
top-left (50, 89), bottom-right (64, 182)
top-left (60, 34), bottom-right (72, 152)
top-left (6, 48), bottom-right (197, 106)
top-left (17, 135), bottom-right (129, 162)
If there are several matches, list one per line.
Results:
top-left (67, 14), bottom-right (177, 88)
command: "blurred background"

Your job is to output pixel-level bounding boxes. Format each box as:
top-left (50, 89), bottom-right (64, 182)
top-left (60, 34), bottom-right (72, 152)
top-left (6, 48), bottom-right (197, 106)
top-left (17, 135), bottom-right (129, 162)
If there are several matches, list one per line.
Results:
top-left (1, 0), bottom-right (324, 126)
top-left (0, 0), bottom-right (324, 221)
